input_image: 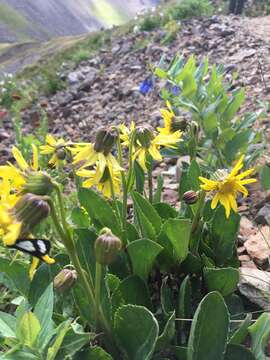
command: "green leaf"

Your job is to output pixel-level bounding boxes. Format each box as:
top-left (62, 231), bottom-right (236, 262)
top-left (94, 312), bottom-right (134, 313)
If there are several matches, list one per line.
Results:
top-left (159, 219), bottom-right (191, 264)
top-left (177, 276), bottom-right (191, 318)
top-left (0, 311), bottom-right (16, 338)
top-left (74, 228), bottom-right (97, 277)
top-left (154, 68), bottom-right (168, 79)
top-left (211, 206), bottom-right (240, 265)
top-left (161, 280), bottom-right (174, 316)
top-left (127, 239), bottom-right (163, 280)
top-left (223, 89), bottom-right (245, 123)
top-left (229, 314), bottom-right (252, 345)
top-left (187, 292), bottom-right (229, 360)
top-left (155, 311), bottom-right (176, 351)
top-left (132, 191), bottom-right (162, 235)
top-left (134, 160), bottom-right (145, 194)
top-left (154, 203), bottom-right (178, 219)
top-left (248, 313), bottom-right (270, 360)
top-left (78, 188), bottom-right (121, 237)
top-left (28, 254), bottom-right (69, 307)
top-left (55, 327), bottom-right (94, 360)
top-left (111, 275), bottom-right (152, 314)
top-left (2, 348), bottom-right (41, 360)
top-left (114, 305), bottom-right (159, 360)
top-left (34, 283), bottom-right (54, 348)
top-left (153, 175), bottom-right (164, 204)
top-left (260, 165), bottom-right (270, 190)
top-left (106, 273), bottom-right (121, 294)
top-left (188, 160), bottom-right (201, 191)
top-left (0, 259), bottom-right (30, 297)
top-left (71, 206), bottom-right (90, 227)
top-left (204, 267), bottom-right (239, 296)
top-left (83, 346), bottom-right (113, 359)
top-left (18, 312), bottom-right (41, 348)
top-left (224, 129), bottom-right (252, 163)
top-left (224, 344), bottom-right (256, 360)
top-left (47, 320), bottom-right (71, 360)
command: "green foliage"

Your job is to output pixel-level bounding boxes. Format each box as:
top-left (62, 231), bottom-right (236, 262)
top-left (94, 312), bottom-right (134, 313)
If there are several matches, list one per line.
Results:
top-left (155, 55), bottom-right (263, 169)
top-left (114, 305), bottom-right (159, 360)
top-left (187, 292), bottom-right (229, 360)
top-left (167, 0), bottom-right (213, 20)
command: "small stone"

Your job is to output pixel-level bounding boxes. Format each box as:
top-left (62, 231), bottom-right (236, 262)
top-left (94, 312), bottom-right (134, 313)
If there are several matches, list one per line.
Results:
top-left (255, 204), bottom-right (270, 225)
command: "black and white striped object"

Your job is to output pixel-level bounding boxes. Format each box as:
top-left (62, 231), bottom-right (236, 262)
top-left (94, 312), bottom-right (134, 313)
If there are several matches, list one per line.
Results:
top-left (7, 239), bottom-right (51, 260)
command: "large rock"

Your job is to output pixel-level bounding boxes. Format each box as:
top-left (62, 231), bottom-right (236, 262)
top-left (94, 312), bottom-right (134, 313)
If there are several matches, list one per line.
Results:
top-left (239, 267), bottom-right (270, 311)
top-left (244, 226), bottom-right (270, 266)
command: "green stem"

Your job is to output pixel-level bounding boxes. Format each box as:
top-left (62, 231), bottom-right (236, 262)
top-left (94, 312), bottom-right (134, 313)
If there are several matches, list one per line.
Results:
top-left (95, 262), bottom-right (102, 329)
top-left (191, 191), bottom-right (206, 235)
top-left (116, 135), bottom-right (128, 241)
top-left (53, 182), bottom-right (70, 236)
top-left (48, 195), bottom-right (119, 355)
top-left (109, 175), bottom-right (122, 229)
top-left (147, 160), bottom-right (153, 203)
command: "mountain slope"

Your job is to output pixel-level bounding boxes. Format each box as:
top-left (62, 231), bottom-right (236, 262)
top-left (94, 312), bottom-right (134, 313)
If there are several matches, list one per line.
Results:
top-left (0, 0), bottom-right (156, 43)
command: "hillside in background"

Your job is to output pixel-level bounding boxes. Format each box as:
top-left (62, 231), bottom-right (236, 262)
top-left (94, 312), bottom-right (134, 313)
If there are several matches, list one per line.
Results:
top-left (0, 0), bottom-right (157, 43)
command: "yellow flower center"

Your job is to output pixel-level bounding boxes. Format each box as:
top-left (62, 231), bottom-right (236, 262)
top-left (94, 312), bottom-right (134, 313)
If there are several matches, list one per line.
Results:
top-left (218, 178), bottom-right (236, 194)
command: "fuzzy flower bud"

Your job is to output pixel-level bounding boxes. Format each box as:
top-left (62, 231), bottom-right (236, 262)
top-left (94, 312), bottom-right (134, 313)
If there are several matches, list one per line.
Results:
top-left (13, 193), bottom-right (50, 235)
top-left (94, 127), bottom-right (117, 155)
top-left (183, 190), bottom-right (198, 205)
top-left (136, 125), bottom-right (154, 148)
top-left (23, 172), bottom-right (54, 196)
top-left (54, 269), bottom-right (77, 292)
top-left (171, 117), bottom-right (188, 132)
top-left (95, 228), bottom-right (122, 265)
top-left (55, 146), bottom-right (67, 160)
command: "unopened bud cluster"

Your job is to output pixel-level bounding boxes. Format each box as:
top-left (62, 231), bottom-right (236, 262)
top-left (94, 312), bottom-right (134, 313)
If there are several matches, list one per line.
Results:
top-left (13, 193), bottom-right (50, 235)
top-left (54, 269), bottom-right (77, 292)
top-left (95, 228), bottom-right (122, 265)
top-left (94, 127), bottom-right (117, 155)
top-left (183, 190), bottom-right (198, 205)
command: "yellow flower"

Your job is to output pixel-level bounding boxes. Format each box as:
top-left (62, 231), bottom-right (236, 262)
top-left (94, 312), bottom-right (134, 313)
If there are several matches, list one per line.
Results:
top-left (0, 145), bottom-right (39, 191)
top-left (158, 101), bottom-right (185, 136)
top-left (120, 123), bottom-right (182, 171)
top-left (158, 101), bottom-right (175, 135)
top-left (77, 165), bottom-right (121, 198)
top-left (40, 134), bottom-right (67, 167)
top-left (0, 180), bottom-right (21, 246)
top-left (72, 143), bottom-right (122, 178)
top-left (199, 156), bottom-right (256, 218)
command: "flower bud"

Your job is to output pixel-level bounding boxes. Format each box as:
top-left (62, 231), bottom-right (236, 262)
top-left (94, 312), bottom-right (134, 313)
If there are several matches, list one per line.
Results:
top-left (13, 193), bottom-right (50, 235)
top-left (136, 125), bottom-right (154, 148)
top-left (23, 172), bottom-right (54, 196)
top-left (95, 228), bottom-right (122, 265)
top-left (171, 117), bottom-right (188, 132)
top-left (94, 127), bottom-right (117, 155)
top-left (183, 190), bottom-right (198, 205)
top-left (54, 269), bottom-right (77, 292)
top-left (56, 146), bottom-right (67, 160)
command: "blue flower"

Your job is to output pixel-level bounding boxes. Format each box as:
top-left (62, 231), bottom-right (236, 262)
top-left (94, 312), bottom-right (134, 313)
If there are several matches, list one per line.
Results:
top-left (172, 85), bottom-right (180, 96)
top-left (139, 77), bottom-right (154, 95)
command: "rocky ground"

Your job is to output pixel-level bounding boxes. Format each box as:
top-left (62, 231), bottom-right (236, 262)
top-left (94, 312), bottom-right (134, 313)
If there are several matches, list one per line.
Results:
top-left (1, 14), bottom-right (270, 308)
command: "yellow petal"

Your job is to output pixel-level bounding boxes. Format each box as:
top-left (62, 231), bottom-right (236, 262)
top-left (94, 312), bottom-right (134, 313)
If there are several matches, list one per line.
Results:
top-left (46, 134), bottom-right (57, 147)
top-left (12, 147), bottom-right (28, 171)
top-left (211, 192), bottom-right (220, 209)
top-left (219, 194), bottom-right (231, 218)
top-left (32, 144), bottom-right (39, 171)
top-left (29, 257), bottom-right (40, 280)
top-left (3, 222), bottom-right (21, 246)
top-left (229, 155), bottom-right (244, 177)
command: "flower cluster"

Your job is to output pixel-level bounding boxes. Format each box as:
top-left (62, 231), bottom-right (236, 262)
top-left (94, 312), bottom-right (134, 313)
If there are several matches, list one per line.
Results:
top-left (0, 107), bottom-right (256, 280)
